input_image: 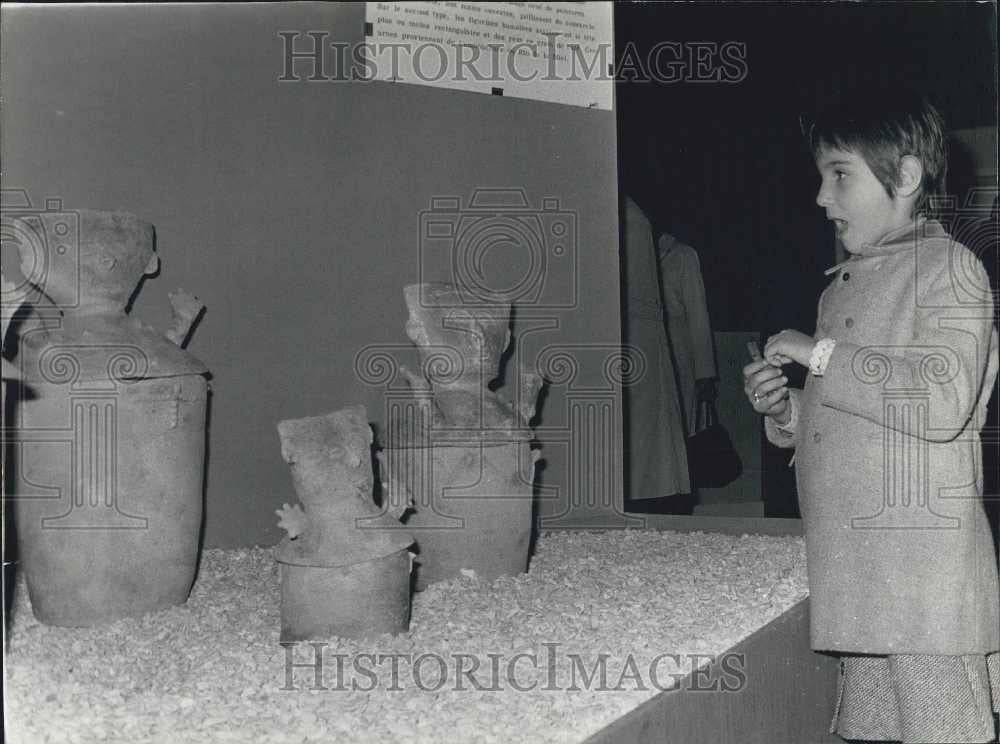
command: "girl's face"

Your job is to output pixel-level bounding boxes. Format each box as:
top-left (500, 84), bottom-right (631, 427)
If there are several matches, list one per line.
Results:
top-left (814, 147), bottom-right (913, 255)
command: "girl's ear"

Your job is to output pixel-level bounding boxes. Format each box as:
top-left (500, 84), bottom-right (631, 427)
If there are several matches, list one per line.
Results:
top-left (896, 155), bottom-right (923, 199)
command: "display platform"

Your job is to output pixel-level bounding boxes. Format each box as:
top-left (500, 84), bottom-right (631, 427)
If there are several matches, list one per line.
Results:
top-left (585, 514), bottom-right (840, 744)
top-left (6, 518), bottom-right (833, 743)
top-left (587, 597), bottom-right (841, 744)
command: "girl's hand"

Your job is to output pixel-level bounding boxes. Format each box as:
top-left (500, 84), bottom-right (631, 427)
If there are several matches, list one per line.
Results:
top-left (742, 359), bottom-right (790, 423)
top-left (764, 330), bottom-right (815, 368)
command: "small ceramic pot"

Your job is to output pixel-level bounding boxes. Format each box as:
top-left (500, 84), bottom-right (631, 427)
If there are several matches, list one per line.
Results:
top-left (278, 549), bottom-right (412, 643)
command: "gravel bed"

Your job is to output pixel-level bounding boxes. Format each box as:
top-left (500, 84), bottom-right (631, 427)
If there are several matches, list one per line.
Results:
top-left (5, 530), bottom-right (808, 743)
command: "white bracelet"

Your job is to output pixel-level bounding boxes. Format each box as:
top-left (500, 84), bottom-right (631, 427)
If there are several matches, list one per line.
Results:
top-left (809, 338), bottom-right (836, 376)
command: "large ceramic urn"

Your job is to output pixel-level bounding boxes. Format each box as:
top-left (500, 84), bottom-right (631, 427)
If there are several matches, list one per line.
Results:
top-left (13, 210), bottom-right (208, 627)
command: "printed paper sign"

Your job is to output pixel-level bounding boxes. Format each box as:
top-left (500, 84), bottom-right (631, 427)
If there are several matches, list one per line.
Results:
top-left (364, 1), bottom-right (614, 110)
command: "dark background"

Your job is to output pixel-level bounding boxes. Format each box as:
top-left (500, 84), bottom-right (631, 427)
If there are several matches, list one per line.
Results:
top-left (614, 0), bottom-right (998, 518)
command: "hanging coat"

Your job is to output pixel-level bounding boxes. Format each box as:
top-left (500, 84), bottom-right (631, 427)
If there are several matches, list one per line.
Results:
top-left (766, 218), bottom-right (1000, 656)
top-left (621, 197), bottom-right (690, 499)
top-left (657, 234), bottom-right (717, 435)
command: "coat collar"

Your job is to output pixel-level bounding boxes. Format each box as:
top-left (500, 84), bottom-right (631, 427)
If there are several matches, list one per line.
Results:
top-left (824, 216), bottom-right (945, 275)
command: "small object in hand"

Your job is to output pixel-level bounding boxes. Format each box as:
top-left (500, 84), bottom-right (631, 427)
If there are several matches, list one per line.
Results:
top-left (747, 340), bottom-right (763, 362)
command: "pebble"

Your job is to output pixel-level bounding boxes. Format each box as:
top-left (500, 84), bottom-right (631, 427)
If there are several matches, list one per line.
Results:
top-left (5, 534), bottom-right (808, 743)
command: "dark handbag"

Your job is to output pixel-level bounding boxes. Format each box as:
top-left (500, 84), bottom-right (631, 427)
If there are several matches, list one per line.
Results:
top-left (686, 400), bottom-right (742, 488)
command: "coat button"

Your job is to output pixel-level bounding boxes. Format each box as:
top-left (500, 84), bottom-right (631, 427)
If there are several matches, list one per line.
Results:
top-left (813, 432), bottom-right (822, 442)
top-left (842, 272), bottom-right (851, 281)
top-left (845, 318), bottom-right (854, 328)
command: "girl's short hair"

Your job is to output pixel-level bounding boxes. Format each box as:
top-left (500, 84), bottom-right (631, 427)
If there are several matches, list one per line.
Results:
top-left (801, 87), bottom-right (947, 215)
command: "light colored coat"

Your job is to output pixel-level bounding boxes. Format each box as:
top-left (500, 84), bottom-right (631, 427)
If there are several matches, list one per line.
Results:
top-left (622, 197), bottom-right (690, 499)
top-left (657, 234), bottom-right (717, 435)
top-left (767, 218), bottom-right (1000, 655)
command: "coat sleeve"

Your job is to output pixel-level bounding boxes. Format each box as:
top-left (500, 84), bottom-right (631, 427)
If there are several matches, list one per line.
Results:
top-left (678, 246), bottom-right (717, 379)
top-left (764, 388), bottom-right (801, 449)
top-left (815, 246), bottom-right (994, 443)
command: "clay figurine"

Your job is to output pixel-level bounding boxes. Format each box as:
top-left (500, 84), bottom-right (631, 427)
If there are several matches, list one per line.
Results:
top-left (383, 283), bottom-right (541, 590)
top-left (274, 405), bottom-right (413, 642)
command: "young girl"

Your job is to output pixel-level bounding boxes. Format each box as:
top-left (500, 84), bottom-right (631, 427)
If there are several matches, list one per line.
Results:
top-left (744, 89), bottom-right (999, 743)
